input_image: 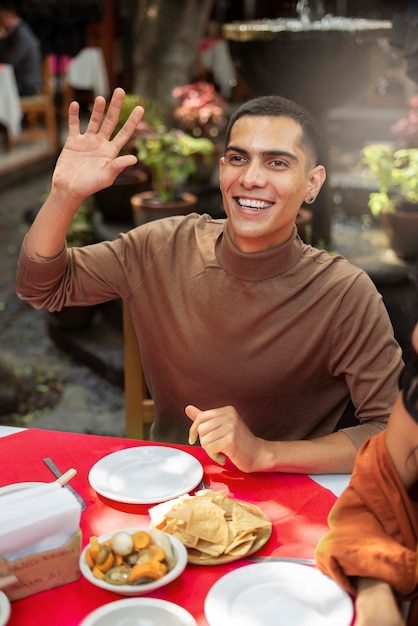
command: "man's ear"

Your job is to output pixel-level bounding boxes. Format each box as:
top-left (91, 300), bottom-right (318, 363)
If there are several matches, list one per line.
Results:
top-left (308, 165), bottom-right (326, 195)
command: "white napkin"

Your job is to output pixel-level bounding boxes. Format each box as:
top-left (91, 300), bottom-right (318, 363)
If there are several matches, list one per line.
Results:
top-left (0, 483), bottom-right (81, 561)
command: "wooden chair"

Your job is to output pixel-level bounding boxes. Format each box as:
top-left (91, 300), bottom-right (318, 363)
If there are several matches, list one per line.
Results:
top-left (16, 56), bottom-right (58, 151)
top-left (123, 301), bottom-right (155, 439)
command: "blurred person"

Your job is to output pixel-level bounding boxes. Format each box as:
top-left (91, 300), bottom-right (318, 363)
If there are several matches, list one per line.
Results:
top-left (15, 88), bottom-right (403, 474)
top-left (0, 0), bottom-right (41, 96)
top-left (316, 322), bottom-right (418, 625)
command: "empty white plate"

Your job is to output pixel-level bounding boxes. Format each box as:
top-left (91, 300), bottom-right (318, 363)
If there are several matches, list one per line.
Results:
top-left (80, 598), bottom-right (197, 626)
top-left (205, 562), bottom-right (353, 626)
top-left (88, 446), bottom-right (203, 504)
top-left (0, 591), bottom-right (11, 626)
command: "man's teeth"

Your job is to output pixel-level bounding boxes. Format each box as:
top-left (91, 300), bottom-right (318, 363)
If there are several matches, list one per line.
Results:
top-left (237, 198), bottom-right (273, 210)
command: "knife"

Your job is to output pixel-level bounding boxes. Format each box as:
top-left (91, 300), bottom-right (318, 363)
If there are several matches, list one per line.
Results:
top-left (43, 457), bottom-right (86, 511)
top-left (246, 556), bottom-right (316, 566)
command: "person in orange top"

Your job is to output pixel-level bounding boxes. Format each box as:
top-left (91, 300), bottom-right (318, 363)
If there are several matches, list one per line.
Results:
top-left (316, 322), bottom-right (418, 626)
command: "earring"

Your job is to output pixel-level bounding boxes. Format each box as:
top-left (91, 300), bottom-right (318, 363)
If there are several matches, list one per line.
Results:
top-left (307, 196), bottom-right (315, 204)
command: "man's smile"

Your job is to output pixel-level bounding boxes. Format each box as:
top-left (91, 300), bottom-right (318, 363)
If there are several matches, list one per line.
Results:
top-left (236, 197), bottom-right (274, 210)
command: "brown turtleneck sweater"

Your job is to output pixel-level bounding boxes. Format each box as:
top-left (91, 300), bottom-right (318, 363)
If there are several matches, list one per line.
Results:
top-left (16, 213), bottom-right (403, 445)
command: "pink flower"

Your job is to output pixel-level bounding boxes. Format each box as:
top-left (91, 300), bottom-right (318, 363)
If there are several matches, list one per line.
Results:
top-left (390, 95), bottom-right (418, 148)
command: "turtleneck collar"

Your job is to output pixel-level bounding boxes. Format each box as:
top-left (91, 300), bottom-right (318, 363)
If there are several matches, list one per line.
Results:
top-left (215, 221), bottom-right (304, 281)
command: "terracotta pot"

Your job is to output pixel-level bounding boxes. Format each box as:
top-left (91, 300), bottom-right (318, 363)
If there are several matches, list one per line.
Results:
top-left (94, 165), bottom-right (151, 222)
top-left (381, 208), bottom-right (418, 262)
top-left (131, 191), bottom-right (198, 227)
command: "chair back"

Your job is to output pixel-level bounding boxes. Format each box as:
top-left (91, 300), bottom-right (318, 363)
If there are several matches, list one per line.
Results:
top-left (123, 301), bottom-right (155, 439)
top-left (17, 55), bottom-right (58, 151)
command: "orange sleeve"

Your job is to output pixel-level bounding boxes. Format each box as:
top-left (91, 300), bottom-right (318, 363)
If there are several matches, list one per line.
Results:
top-left (315, 432), bottom-right (418, 600)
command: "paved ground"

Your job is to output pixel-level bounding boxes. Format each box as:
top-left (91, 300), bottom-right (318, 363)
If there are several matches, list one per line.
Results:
top-left (0, 166), bottom-right (126, 437)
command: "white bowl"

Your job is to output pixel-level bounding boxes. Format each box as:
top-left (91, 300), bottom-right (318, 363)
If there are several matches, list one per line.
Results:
top-left (0, 591), bottom-right (11, 626)
top-left (80, 598), bottom-right (197, 626)
top-left (79, 527), bottom-right (188, 596)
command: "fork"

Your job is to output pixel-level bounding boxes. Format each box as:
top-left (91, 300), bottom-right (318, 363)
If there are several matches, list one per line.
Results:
top-left (196, 477), bottom-right (211, 491)
top-left (246, 555), bottom-right (316, 566)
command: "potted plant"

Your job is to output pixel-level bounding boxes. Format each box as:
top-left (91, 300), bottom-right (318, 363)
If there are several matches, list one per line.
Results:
top-left (172, 82), bottom-right (228, 185)
top-left (359, 96), bottom-right (418, 262)
top-left (172, 82), bottom-right (228, 139)
top-left (131, 124), bottom-right (215, 226)
top-left (93, 94), bottom-right (162, 223)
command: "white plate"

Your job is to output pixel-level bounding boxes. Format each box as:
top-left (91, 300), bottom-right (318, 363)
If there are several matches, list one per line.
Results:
top-left (0, 482), bottom-right (44, 496)
top-left (80, 598), bottom-right (197, 626)
top-left (88, 446), bottom-right (203, 504)
top-left (204, 562), bottom-right (354, 626)
top-left (0, 591), bottom-right (11, 626)
top-left (79, 527), bottom-right (188, 596)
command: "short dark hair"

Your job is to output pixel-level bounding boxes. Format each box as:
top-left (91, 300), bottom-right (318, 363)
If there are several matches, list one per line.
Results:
top-left (0, 0), bottom-right (18, 11)
top-left (0, 0), bottom-right (19, 11)
top-left (225, 95), bottom-right (322, 166)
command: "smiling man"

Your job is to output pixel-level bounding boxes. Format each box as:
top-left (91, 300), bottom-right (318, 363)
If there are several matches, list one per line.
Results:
top-left (16, 89), bottom-right (403, 474)
top-left (219, 98), bottom-right (325, 253)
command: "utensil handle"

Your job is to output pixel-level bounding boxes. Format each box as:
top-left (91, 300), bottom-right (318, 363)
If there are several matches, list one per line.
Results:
top-left (246, 556), bottom-right (316, 565)
top-left (43, 457), bottom-right (86, 511)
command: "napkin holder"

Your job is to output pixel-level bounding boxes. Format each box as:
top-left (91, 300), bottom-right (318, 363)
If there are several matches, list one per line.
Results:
top-left (0, 529), bottom-right (81, 601)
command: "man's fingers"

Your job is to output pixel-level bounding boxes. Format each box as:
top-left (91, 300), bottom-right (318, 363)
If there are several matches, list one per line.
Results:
top-left (85, 95), bottom-right (107, 134)
top-left (208, 451), bottom-right (227, 466)
top-left (67, 100), bottom-right (81, 136)
top-left (185, 404), bottom-right (200, 445)
top-left (185, 405), bottom-right (227, 465)
top-left (112, 105), bottom-right (144, 151)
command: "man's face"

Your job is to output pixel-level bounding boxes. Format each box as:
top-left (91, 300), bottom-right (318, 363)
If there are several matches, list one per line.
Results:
top-left (0, 9), bottom-right (13, 30)
top-left (219, 115), bottom-right (325, 253)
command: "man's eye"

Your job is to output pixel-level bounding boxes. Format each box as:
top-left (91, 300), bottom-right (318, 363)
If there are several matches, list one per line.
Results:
top-left (226, 154), bottom-right (246, 164)
top-left (269, 159), bottom-right (287, 168)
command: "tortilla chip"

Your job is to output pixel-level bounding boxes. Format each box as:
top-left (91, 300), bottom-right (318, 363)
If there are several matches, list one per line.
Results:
top-left (186, 499), bottom-right (229, 546)
top-left (231, 503), bottom-right (272, 533)
top-left (149, 490), bottom-right (271, 562)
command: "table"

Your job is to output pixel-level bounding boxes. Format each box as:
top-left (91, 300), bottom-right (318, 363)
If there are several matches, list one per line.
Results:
top-left (0, 64), bottom-right (22, 140)
top-left (0, 427), bottom-right (352, 625)
top-left (65, 48), bottom-right (109, 99)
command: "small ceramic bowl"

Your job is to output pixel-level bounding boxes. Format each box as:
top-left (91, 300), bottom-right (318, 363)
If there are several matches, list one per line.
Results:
top-left (79, 527), bottom-right (187, 596)
top-left (79, 598), bottom-right (197, 626)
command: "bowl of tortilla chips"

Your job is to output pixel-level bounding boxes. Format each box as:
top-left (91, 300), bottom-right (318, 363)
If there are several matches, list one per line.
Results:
top-left (149, 489), bottom-right (272, 565)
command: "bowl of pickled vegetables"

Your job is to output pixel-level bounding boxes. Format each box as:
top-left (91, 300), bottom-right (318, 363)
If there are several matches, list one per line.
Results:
top-left (79, 527), bottom-right (188, 596)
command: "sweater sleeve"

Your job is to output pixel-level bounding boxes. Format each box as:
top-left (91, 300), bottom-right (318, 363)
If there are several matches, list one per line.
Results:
top-left (315, 432), bottom-right (418, 600)
top-left (327, 269), bottom-right (404, 448)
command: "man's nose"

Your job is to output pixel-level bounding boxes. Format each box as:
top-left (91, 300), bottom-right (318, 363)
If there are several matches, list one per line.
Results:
top-left (239, 160), bottom-right (266, 188)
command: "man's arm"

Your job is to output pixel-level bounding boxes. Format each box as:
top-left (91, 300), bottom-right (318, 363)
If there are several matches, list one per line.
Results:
top-left (186, 404), bottom-right (356, 473)
top-left (23, 88), bottom-right (143, 262)
top-left (354, 579), bottom-right (405, 626)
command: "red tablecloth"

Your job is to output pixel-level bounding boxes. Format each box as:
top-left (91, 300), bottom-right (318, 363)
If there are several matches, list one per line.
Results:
top-left (0, 428), bottom-right (348, 625)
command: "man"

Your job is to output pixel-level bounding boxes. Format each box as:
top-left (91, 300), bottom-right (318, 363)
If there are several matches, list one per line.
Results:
top-left (15, 88), bottom-right (403, 474)
top-left (316, 322), bottom-right (418, 625)
top-left (0, 0), bottom-right (41, 96)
